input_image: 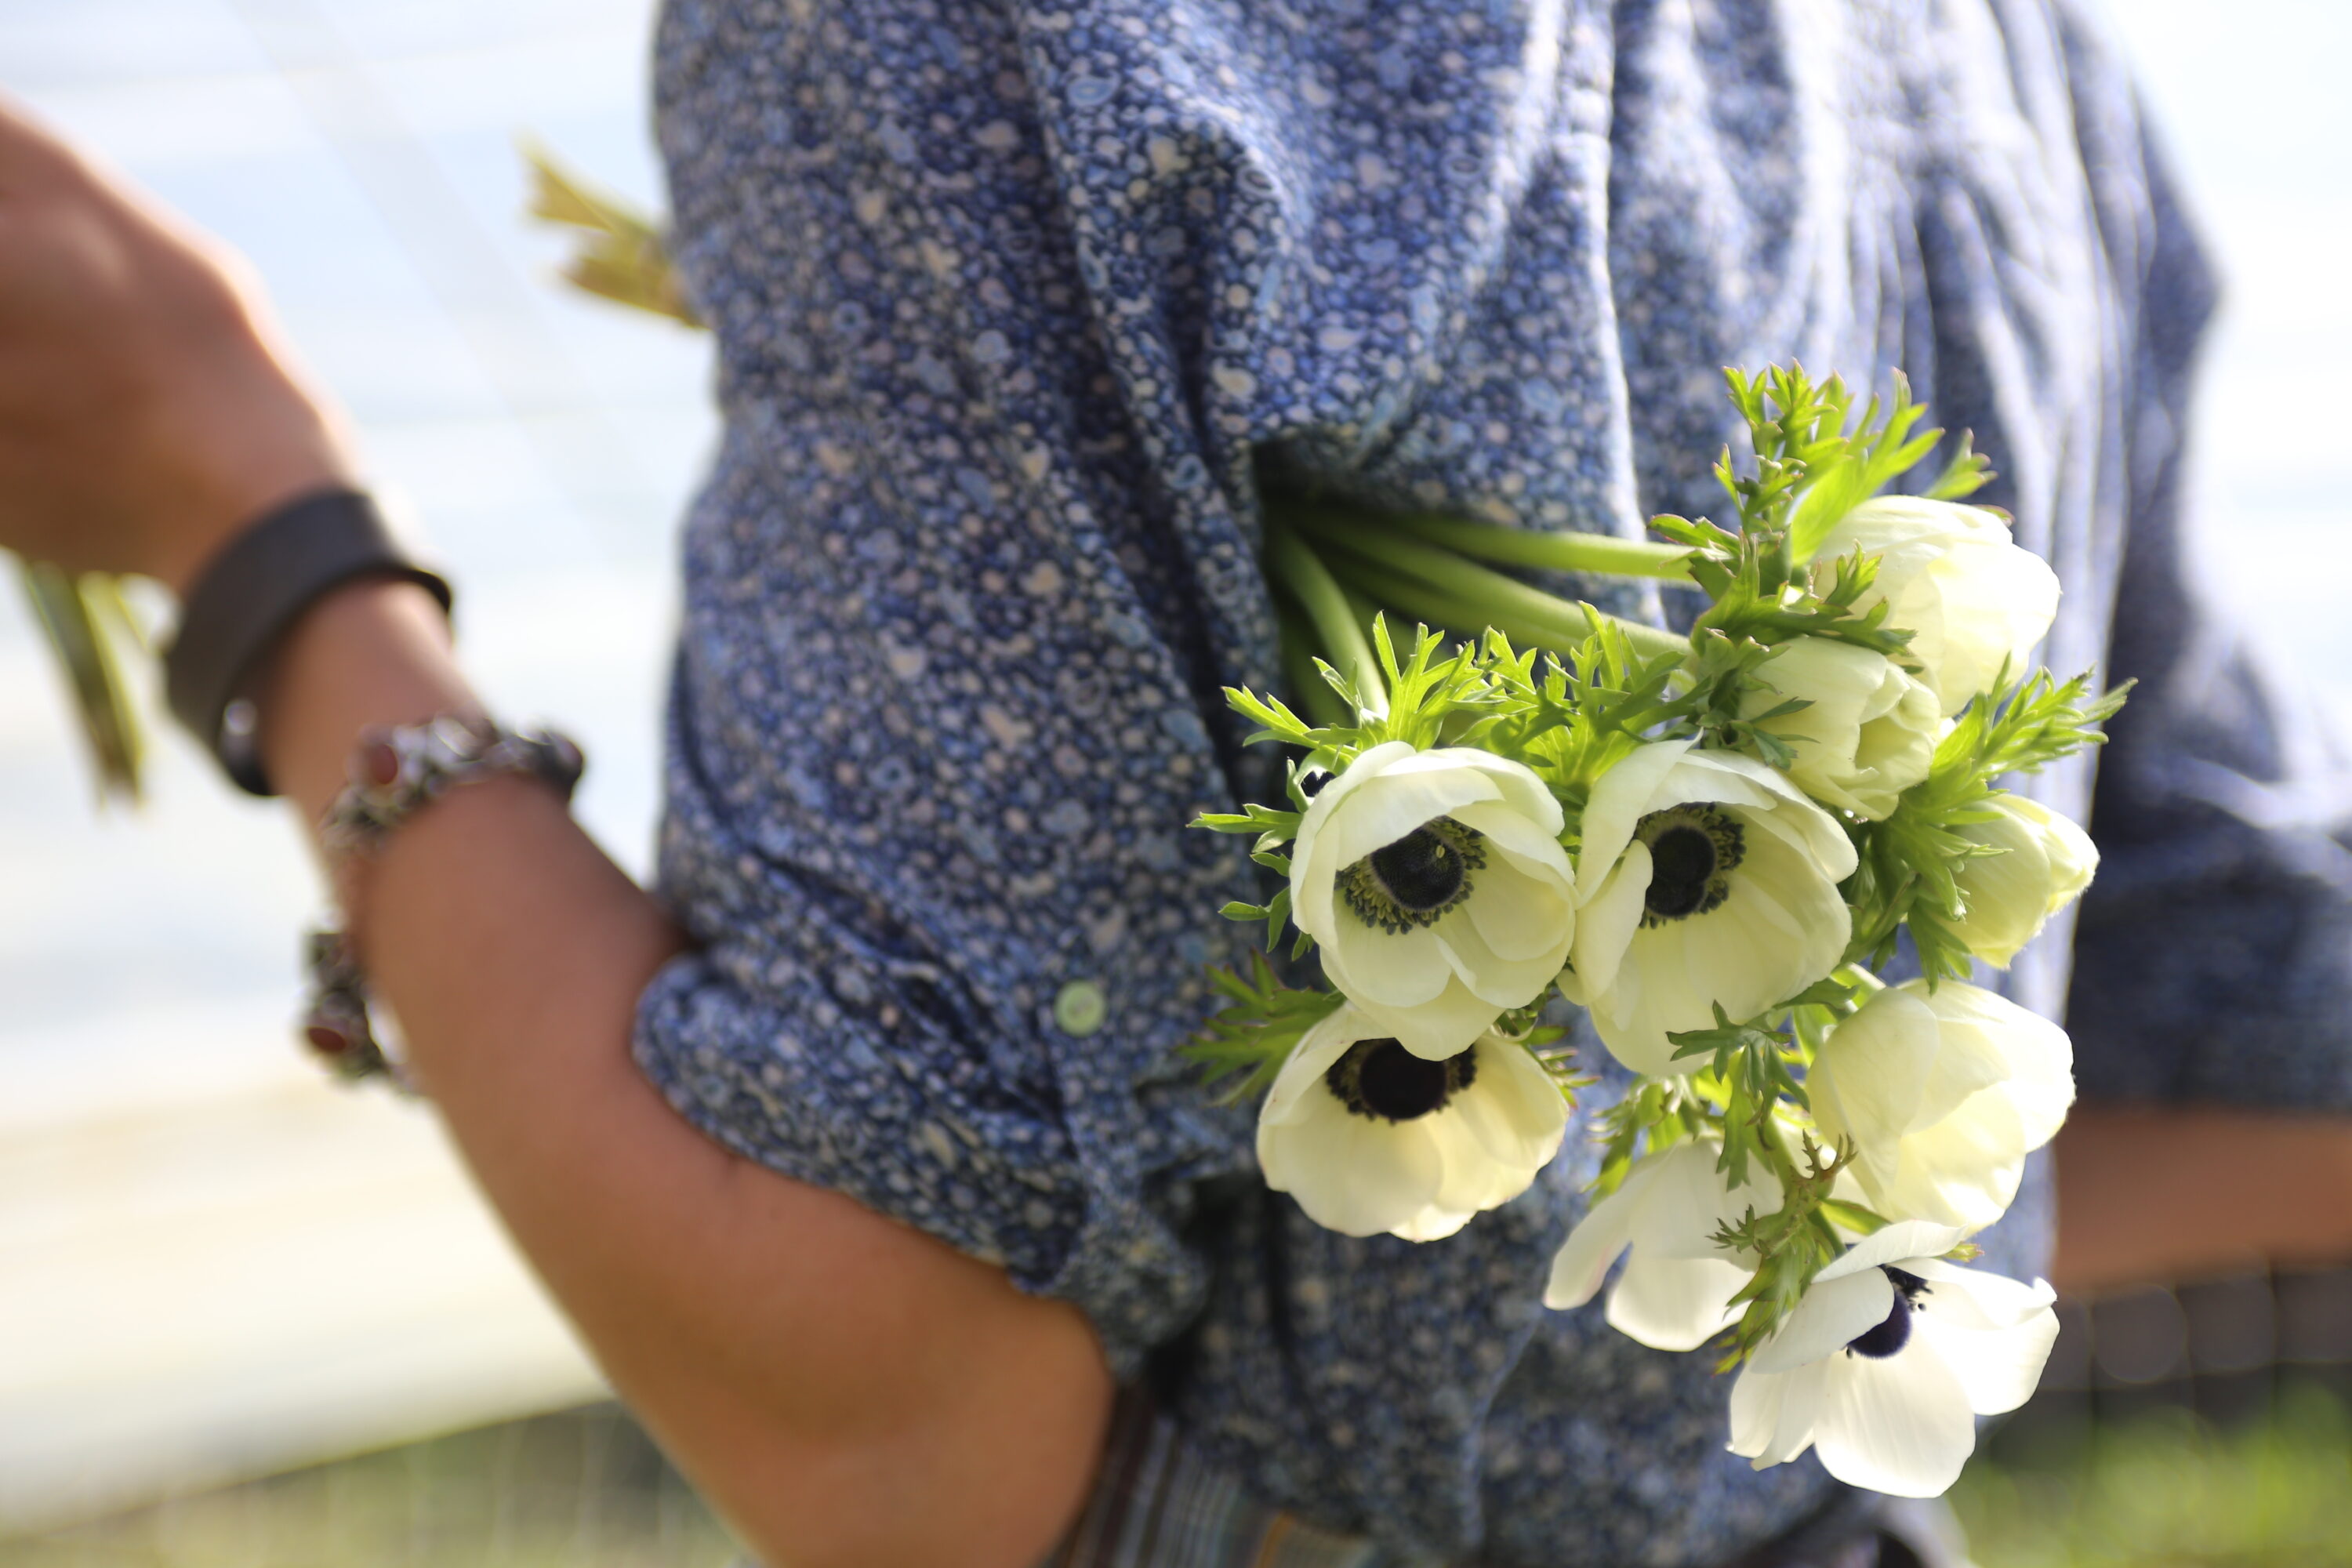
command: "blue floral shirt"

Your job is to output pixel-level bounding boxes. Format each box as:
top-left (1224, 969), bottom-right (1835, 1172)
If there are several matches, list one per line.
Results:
top-left (631, 1), bottom-right (2343, 1561)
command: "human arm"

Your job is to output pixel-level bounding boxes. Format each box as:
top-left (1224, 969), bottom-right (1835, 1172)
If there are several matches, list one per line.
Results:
top-left (0, 96), bottom-right (1111, 1567)
top-left (2053, 1107), bottom-right (2352, 1293)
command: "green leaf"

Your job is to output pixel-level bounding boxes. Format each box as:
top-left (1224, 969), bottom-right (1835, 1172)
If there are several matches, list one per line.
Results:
top-left (1181, 953), bottom-right (1346, 1105)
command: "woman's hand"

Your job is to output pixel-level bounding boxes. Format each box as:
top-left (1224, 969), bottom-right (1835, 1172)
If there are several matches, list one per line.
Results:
top-left (0, 98), bottom-right (1115, 1564)
top-left (0, 93), bottom-right (354, 595)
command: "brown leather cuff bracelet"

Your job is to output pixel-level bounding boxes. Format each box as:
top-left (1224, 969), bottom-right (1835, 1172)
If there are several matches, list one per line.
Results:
top-left (163, 488), bottom-right (453, 797)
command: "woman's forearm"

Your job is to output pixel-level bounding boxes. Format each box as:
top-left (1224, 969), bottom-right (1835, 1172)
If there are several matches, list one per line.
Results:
top-left (256, 580), bottom-right (1112, 1566)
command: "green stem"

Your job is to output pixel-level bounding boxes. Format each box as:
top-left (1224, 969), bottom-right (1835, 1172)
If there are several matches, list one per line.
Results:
top-left (1297, 514), bottom-right (1688, 661)
top-left (1318, 548), bottom-right (1557, 655)
top-left (1274, 591), bottom-right (1353, 730)
top-left (1266, 526), bottom-right (1388, 717)
top-left (20, 562), bottom-right (145, 804)
top-left (1374, 509), bottom-right (1695, 582)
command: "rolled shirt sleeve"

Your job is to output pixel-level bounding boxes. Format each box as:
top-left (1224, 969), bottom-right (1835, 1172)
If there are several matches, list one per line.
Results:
top-left (628, 0), bottom-right (2342, 1559)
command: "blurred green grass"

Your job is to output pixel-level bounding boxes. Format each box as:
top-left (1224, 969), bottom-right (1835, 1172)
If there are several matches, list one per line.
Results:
top-left (5, 1385), bottom-right (2348, 1566)
top-left (0, 1407), bottom-right (737, 1568)
top-left (1954, 1381), bottom-right (2352, 1568)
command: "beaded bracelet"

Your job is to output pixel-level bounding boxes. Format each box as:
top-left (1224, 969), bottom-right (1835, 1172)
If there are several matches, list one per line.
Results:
top-left (299, 714), bottom-right (586, 1087)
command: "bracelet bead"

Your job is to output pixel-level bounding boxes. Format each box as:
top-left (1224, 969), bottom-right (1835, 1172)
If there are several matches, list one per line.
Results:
top-left (298, 715), bottom-right (586, 1089)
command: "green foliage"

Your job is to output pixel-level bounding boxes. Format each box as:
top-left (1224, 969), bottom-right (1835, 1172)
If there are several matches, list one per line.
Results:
top-left (1708, 1133), bottom-right (1859, 1369)
top-left (1180, 952), bottom-right (1347, 1105)
top-left (1654, 364), bottom-right (1955, 664)
top-left (1470, 619), bottom-right (1692, 858)
top-left (1197, 364), bottom-right (2126, 1370)
top-left (1956, 1385), bottom-right (2352, 1568)
top-left (16, 561), bottom-right (146, 804)
top-left (1846, 668), bottom-right (2131, 980)
top-left (1670, 1004), bottom-right (1813, 1190)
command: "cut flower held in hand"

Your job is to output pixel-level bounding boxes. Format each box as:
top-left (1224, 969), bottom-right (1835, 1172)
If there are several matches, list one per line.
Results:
top-left (1544, 1137), bottom-right (1780, 1351)
top-left (1288, 742), bottom-right (1578, 1058)
top-left (1728, 1221), bottom-right (2058, 1497)
top-left (1256, 1003), bottom-right (1570, 1241)
top-left (1808, 980), bottom-right (2074, 1231)
top-left (1184, 365), bottom-right (2119, 1502)
top-left (1947, 793), bottom-right (2098, 967)
top-left (1738, 636), bottom-right (1938, 819)
top-left (1806, 496), bottom-right (2062, 717)
top-left (1563, 740), bottom-right (1857, 1076)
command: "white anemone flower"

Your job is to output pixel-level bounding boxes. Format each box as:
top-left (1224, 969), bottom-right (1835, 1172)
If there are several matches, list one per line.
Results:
top-left (1740, 637), bottom-right (1939, 820)
top-left (1809, 982), bottom-right (2074, 1231)
top-left (1257, 1003), bottom-right (1570, 1241)
top-left (1563, 740), bottom-right (1858, 1076)
top-left (1949, 793), bottom-right (2099, 967)
top-left (1290, 741), bottom-right (1578, 1058)
top-left (1544, 1138), bottom-right (1780, 1350)
top-left (1808, 497), bottom-right (2061, 716)
top-left (1728, 1220), bottom-right (2059, 1497)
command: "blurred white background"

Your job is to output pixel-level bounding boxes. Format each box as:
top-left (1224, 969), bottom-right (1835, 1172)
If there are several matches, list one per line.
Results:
top-left (0, 0), bottom-right (711, 1531)
top-left (0, 0), bottom-right (2345, 1537)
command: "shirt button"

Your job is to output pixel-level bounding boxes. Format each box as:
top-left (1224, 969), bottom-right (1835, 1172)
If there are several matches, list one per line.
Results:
top-left (1054, 979), bottom-right (1108, 1036)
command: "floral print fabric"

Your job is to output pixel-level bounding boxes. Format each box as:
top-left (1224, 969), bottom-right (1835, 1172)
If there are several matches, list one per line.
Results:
top-left (631, 0), bottom-right (2343, 1560)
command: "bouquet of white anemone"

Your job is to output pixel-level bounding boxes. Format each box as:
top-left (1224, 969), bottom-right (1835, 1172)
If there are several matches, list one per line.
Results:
top-left (1186, 366), bottom-right (2123, 1499)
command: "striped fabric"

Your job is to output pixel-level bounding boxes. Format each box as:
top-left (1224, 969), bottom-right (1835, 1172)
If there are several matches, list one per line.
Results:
top-left (1044, 1395), bottom-right (1408, 1568)
top-left (1037, 1396), bottom-right (1972, 1568)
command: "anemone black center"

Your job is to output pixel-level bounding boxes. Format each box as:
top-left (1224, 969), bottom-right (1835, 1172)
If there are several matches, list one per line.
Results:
top-left (1845, 1267), bottom-right (1931, 1360)
top-left (1340, 819), bottom-right (1488, 934)
top-left (1645, 826), bottom-right (1719, 919)
top-left (1370, 827), bottom-right (1468, 912)
top-left (1632, 804), bottom-right (1744, 927)
top-left (1325, 1036), bottom-right (1478, 1123)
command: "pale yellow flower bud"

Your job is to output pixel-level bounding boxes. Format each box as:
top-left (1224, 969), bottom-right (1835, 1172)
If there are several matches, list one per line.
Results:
top-left (1950, 793), bottom-right (2098, 967)
top-left (1809, 497), bottom-right (2061, 715)
top-left (1740, 637), bottom-right (1939, 818)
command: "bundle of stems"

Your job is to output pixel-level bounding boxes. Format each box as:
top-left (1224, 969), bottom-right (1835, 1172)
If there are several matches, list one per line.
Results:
top-left (16, 562), bottom-right (146, 803)
top-left (1263, 495), bottom-right (1693, 727)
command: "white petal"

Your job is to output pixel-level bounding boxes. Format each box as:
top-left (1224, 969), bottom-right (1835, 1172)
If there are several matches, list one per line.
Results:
top-left (1258, 1006), bottom-right (1370, 1127)
top-left (1454, 855), bottom-right (1577, 967)
top-left (1258, 1099), bottom-right (1446, 1239)
top-left (1687, 750), bottom-right (1860, 881)
top-left (1288, 741), bottom-right (1417, 944)
top-left (1876, 1094), bottom-right (2027, 1231)
top-left (1750, 1269), bottom-right (1896, 1374)
top-left (1544, 1162), bottom-right (1658, 1310)
top-left (1336, 967), bottom-right (1504, 1058)
top-left (1575, 739), bottom-right (1696, 902)
top-left (1321, 917), bottom-right (1455, 1007)
top-left (1907, 1260), bottom-right (2058, 1330)
top-left (1319, 764), bottom-right (1504, 874)
top-left (1921, 983), bottom-right (2075, 1150)
top-left (1817, 1221), bottom-right (1971, 1282)
top-left (1424, 1108), bottom-right (1527, 1221)
top-left (1430, 899), bottom-right (1571, 1008)
top-left (1641, 1139), bottom-right (1776, 1259)
top-left (1607, 1250), bottom-right (1751, 1351)
top-left (1915, 1307), bottom-right (2059, 1416)
top-left (1448, 796), bottom-right (1575, 873)
top-left (1812, 1341), bottom-right (1980, 1497)
top-left (1450, 1036), bottom-right (1571, 1169)
top-left (1570, 840), bottom-right (1652, 1004)
top-left (1433, 747), bottom-right (1566, 836)
top-left (1729, 1363), bottom-right (1825, 1468)
top-left (1811, 987), bottom-right (1942, 1153)
top-left (1388, 1200), bottom-right (1477, 1243)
